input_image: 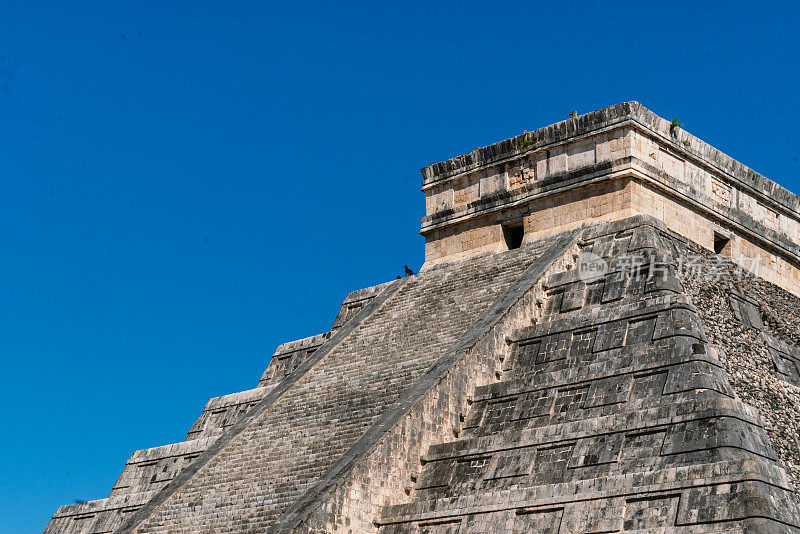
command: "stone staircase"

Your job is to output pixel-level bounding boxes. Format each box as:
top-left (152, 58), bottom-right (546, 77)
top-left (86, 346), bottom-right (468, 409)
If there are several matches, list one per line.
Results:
top-left (45, 217), bottom-right (800, 533)
top-left (379, 220), bottom-right (800, 533)
top-left (42, 291), bottom-right (379, 534)
top-left (125, 235), bottom-right (564, 533)
top-left (44, 234), bottom-right (563, 533)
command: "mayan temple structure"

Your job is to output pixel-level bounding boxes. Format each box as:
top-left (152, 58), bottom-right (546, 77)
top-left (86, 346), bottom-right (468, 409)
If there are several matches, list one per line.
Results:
top-left (44, 102), bottom-right (800, 533)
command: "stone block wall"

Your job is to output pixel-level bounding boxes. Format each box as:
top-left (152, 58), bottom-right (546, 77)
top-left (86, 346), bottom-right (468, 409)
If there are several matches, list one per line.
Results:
top-left (423, 179), bottom-right (636, 265)
top-left (419, 102), bottom-right (800, 297)
top-left (257, 332), bottom-right (330, 387)
top-left (330, 282), bottom-right (395, 332)
top-left (379, 217), bottom-right (800, 533)
top-left (630, 179), bottom-right (800, 294)
top-left (185, 388), bottom-right (270, 441)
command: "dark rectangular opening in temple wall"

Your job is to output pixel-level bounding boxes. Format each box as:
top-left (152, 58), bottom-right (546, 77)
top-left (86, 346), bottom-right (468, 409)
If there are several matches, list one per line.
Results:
top-left (713, 232), bottom-right (731, 255)
top-left (503, 222), bottom-right (525, 250)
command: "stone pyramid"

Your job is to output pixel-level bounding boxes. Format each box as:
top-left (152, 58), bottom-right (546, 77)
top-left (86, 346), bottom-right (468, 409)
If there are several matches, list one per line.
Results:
top-left (44, 103), bottom-right (800, 533)
top-left (381, 218), bottom-right (799, 533)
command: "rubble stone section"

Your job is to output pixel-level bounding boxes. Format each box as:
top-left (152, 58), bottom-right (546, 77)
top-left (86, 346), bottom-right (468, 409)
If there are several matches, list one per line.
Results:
top-left (121, 233), bottom-right (567, 533)
top-left (379, 218), bottom-right (800, 533)
top-left (674, 234), bottom-right (800, 499)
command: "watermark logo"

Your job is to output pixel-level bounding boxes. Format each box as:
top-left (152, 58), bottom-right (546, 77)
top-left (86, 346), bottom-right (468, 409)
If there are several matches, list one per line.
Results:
top-left (575, 250), bottom-right (760, 284)
top-left (577, 252), bottom-right (609, 283)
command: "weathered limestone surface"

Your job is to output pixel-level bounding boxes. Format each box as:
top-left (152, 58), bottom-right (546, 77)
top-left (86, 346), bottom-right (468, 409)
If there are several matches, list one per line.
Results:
top-left (43, 282), bottom-right (398, 534)
top-left (257, 332), bottom-right (331, 389)
top-left (122, 234), bottom-right (564, 533)
top-left (379, 218), bottom-right (800, 533)
top-left (420, 102), bottom-right (800, 294)
top-left (675, 235), bottom-right (800, 498)
top-left (42, 104), bottom-right (800, 533)
top-left (278, 231), bottom-right (581, 533)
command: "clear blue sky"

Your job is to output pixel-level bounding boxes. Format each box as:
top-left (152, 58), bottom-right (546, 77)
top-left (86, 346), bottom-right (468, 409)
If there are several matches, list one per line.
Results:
top-left (1, 2), bottom-right (798, 532)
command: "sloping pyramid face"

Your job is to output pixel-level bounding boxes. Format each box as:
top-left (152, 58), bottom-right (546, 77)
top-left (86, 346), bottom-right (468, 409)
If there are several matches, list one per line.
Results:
top-left (44, 230), bottom-right (576, 533)
top-left (379, 218), bottom-right (800, 533)
top-left (123, 234), bottom-right (561, 533)
top-left (41, 101), bottom-right (800, 533)
top-left (44, 216), bottom-right (800, 534)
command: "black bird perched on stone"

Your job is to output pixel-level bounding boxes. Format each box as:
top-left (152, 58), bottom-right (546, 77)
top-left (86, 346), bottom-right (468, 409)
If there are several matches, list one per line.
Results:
top-left (404, 265), bottom-right (415, 277)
